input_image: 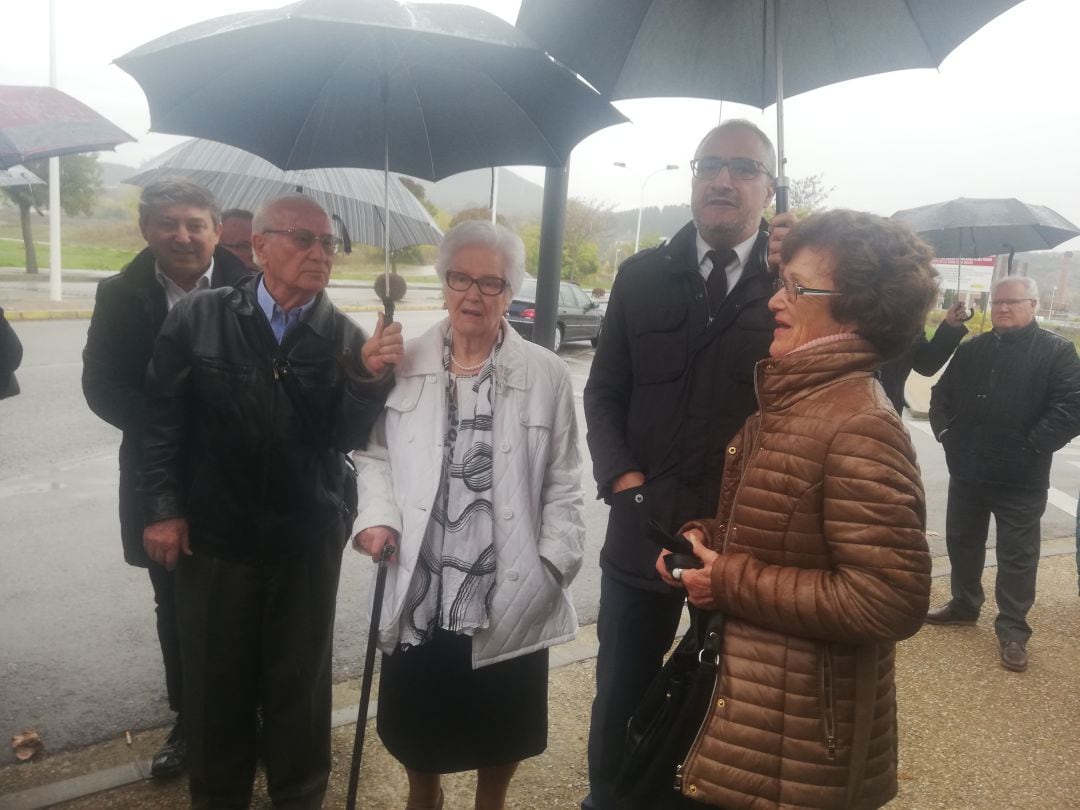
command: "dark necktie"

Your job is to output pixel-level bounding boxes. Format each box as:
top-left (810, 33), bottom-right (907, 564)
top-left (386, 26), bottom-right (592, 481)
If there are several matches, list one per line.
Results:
top-left (706, 249), bottom-right (736, 312)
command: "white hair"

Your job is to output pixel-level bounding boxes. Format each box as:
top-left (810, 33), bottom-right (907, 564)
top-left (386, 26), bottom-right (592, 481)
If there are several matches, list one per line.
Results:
top-left (434, 220), bottom-right (526, 294)
top-left (993, 275), bottom-right (1039, 300)
top-left (252, 193), bottom-right (330, 234)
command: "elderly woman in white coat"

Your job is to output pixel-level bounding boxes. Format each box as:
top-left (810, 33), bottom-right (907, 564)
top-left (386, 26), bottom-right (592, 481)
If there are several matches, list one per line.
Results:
top-left (353, 220), bottom-right (586, 810)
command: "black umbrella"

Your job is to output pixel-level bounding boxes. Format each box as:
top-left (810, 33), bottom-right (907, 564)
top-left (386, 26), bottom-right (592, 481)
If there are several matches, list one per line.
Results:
top-left (517, 0), bottom-right (1022, 211)
top-left (0, 85), bottom-right (134, 170)
top-left (892, 197), bottom-right (1080, 272)
top-left (115, 0), bottom-right (625, 317)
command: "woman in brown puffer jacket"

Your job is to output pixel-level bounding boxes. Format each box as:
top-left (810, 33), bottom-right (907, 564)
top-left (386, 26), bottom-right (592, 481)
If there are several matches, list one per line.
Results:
top-left (656, 210), bottom-right (938, 810)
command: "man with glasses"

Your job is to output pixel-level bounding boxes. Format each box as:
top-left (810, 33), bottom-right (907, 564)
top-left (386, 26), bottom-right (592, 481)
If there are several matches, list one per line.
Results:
top-left (927, 276), bottom-right (1080, 673)
top-left (138, 194), bottom-right (403, 805)
top-left (82, 179), bottom-right (251, 779)
top-left (581, 120), bottom-right (792, 810)
top-left (219, 208), bottom-right (257, 270)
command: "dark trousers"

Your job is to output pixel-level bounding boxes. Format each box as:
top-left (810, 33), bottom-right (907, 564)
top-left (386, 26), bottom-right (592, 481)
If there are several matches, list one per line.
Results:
top-left (146, 564), bottom-right (183, 714)
top-left (175, 531), bottom-right (345, 809)
top-left (584, 572), bottom-right (685, 810)
top-left (945, 478), bottom-right (1047, 643)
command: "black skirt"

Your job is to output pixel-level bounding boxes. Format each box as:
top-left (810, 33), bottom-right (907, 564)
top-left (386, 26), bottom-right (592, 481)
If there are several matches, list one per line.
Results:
top-left (376, 628), bottom-right (549, 773)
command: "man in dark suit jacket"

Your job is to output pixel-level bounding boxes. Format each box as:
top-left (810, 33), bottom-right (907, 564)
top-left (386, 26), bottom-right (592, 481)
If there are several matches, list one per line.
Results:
top-left (581, 120), bottom-right (791, 810)
top-left (82, 179), bottom-right (250, 777)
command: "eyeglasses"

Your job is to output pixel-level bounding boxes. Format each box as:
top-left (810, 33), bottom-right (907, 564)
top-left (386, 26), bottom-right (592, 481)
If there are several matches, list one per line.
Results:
top-left (261, 229), bottom-right (343, 255)
top-left (990, 298), bottom-right (1036, 308)
top-left (690, 156), bottom-right (772, 181)
top-left (445, 270), bottom-right (508, 297)
top-left (220, 241), bottom-right (252, 252)
top-left (773, 276), bottom-right (842, 301)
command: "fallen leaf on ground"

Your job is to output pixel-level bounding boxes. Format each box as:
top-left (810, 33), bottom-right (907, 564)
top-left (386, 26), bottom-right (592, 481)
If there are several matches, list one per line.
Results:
top-left (12, 729), bottom-right (44, 761)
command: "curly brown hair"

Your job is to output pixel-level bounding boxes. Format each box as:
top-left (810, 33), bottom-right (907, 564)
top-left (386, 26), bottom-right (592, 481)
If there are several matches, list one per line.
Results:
top-left (780, 209), bottom-right (938, 360)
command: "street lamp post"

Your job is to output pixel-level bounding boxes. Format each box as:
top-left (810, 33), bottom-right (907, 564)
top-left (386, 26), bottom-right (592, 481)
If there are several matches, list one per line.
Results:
top-left (613, 162), bottom-right (678, 255)
top-left (1049, 286), bottom-right (1057, 321)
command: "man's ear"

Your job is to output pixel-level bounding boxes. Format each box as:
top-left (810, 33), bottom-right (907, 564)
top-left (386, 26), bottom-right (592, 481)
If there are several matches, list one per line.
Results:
top-left (251, 233), bottom-right (268, 269)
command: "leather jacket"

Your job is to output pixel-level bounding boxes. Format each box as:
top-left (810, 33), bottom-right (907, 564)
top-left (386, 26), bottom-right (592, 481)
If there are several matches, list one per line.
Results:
top-left (138, 274), bottom-right (392, 561)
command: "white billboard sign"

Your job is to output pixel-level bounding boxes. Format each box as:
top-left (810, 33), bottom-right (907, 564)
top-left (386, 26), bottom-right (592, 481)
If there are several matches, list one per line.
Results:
top-left (933, 257), bottom-right (996, 293)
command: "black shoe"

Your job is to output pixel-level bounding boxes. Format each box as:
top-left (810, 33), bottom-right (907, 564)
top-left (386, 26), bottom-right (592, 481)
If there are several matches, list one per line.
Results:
top-left (150, 718), bottom-right (186, 778)
top-left (923, 604), bottom-right (978, 626)
top-left (1000, 640), bottom-right (1028, 672)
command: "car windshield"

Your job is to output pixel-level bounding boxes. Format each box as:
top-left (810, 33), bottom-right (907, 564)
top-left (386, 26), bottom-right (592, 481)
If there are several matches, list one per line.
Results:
top-left (515, 278), bottom-right (537, 301)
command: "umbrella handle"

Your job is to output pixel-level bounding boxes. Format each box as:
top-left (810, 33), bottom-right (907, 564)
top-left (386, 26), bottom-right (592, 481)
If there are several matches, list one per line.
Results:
top-left (774, 182), bottom-right (788, 215)
top-left (382, 297), bottom-right (395, 325)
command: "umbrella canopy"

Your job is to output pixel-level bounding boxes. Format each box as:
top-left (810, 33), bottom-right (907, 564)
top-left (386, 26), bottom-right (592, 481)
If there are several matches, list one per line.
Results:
top-left (126, 139), bottom-right (442, 251)
top-left (0, 165), bottom-right (44, 188)
top-left (0, 85), bottom-right (134, 170)
top-left (517, 0), bottom-right (1021, 212)
top-left (517, 0), bottom-right (1022, 107)
top-left (891, 198), bottom-right (1080, 259)
top-left (114, 0), bottom-right (626, 179)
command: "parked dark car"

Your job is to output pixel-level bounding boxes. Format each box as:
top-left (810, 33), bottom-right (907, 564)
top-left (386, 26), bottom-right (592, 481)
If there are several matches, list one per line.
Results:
top-left (507, 278), bottom-right (603, 351)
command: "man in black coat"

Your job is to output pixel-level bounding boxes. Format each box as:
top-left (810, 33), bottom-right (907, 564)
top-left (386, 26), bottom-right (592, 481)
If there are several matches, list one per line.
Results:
top-left (139, 194), bottom-right (402, 807)
top-left (927, 276), bottom-right (1080, 673)
top-left (82, 179), bottom-right (251, 777)
top-left (581, 120), bottom-right (791, 810)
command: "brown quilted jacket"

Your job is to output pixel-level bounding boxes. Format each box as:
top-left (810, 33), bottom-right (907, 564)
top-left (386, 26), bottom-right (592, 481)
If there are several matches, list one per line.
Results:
top-left (678, 338), bottom-right (931, 809)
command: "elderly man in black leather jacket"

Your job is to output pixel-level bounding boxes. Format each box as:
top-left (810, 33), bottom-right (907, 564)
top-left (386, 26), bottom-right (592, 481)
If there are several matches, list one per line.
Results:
top-left (927, 275), bottom-right (1080, 674)
top-left (139, 194), bottom-right (403, 807)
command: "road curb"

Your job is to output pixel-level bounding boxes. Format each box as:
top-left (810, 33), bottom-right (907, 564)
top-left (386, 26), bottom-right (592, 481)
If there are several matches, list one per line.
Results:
top-left (4, 309), bottom-right (94, 322)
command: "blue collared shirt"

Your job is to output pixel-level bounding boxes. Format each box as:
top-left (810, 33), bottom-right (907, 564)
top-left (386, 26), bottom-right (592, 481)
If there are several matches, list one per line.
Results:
top-left (257, 275), bottom-right (315, 344)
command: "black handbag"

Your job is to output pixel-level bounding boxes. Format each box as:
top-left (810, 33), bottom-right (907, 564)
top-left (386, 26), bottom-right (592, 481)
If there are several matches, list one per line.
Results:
top-left (614, 608), bottom-right (724, 810)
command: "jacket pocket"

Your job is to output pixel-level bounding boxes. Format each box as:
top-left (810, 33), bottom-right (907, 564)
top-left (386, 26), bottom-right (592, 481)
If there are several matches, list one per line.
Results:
top-left (192, 356), bottom-right (257, 418)
top-left (630, 305), bottom-right (688, 384)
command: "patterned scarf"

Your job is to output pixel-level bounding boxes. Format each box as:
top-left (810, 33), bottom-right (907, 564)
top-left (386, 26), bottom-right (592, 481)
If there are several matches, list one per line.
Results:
top-left (400, 328), bottom-right (502, 647)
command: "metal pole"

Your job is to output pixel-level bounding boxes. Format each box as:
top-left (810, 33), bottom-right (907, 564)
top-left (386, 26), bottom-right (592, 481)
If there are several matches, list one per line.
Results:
top-left (380, 74), bottom-right (394, 324)
top-left (772, 0), bottom-right (789, 214)
top-left (490, 167), bottom-right (500, 224)
top-left (1049, 287), bottom-right (1057, 321)
top-left (615, 163), bottom-right (677, 256)
top-left (49, 0), bottom-right (62, 301)
top-left (534, 164), bottom-right (569, 351)
top-left (633, 184), bottom-right (644, 255)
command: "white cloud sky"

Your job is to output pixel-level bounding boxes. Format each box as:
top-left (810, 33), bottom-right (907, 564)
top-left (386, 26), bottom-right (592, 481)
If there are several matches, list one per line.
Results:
top-left (4, 0), bottom-right (1079, 249)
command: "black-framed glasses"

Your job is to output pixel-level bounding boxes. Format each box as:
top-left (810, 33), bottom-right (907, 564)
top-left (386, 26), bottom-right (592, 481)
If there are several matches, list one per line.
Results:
top-left (445, 270), bottom-right (508, 297)
top-left (990, 298), bottom-right (1036, 307)
top-left (773, 276), bottom-right (842, 301)
top-left (690, 156), bottom-right (771, 181)
top-left (261, 229), bottom-right (343, 255)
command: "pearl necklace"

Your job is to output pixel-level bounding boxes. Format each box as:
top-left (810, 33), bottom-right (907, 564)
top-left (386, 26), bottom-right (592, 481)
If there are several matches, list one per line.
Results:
top-left (450, 353), bottom-right (485, 372)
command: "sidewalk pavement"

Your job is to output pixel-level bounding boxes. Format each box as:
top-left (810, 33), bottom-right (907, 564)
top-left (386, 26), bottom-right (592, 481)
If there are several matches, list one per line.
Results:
top-left (0, 270), bottom-right (445, 321)
top-left (2, 553), bottom-right (1077, 809)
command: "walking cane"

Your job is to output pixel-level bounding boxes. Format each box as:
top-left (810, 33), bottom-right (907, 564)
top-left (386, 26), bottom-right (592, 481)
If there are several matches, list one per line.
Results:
top-left (346, 542), bottom-right (395, 810)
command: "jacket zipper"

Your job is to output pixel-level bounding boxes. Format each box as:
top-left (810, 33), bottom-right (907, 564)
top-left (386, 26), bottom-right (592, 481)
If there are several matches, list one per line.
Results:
top-left (821, 644), bottom-right (837, 760)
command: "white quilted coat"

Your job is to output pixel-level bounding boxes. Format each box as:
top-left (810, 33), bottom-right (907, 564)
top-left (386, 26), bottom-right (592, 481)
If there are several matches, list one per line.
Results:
top-left (353, 319), bottom-right (586, 668)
